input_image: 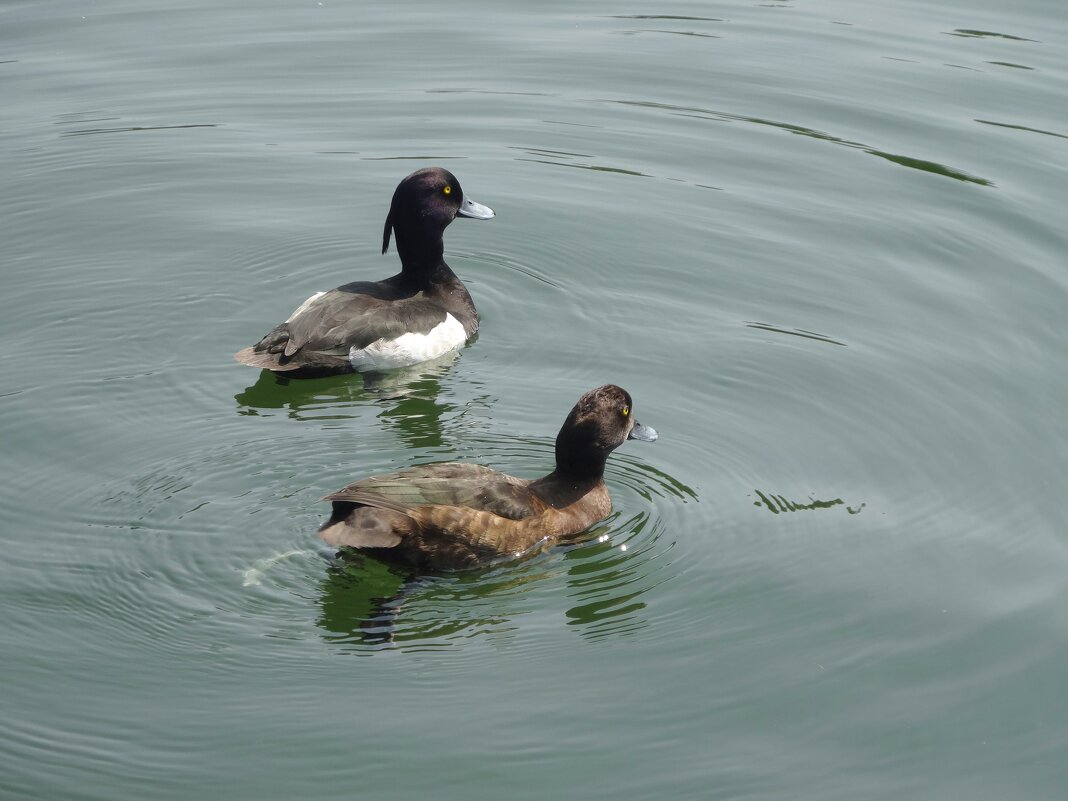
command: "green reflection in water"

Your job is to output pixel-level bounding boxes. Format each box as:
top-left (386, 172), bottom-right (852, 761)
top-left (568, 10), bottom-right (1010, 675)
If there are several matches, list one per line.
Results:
top-left (234, 353), bottom-right (460, 447)
top-left (986, 61), bottom-right (1035, 71)
top-left (605, 99), bottom-right (995, 186)
top-left (316, 557), bottom-right (411, 649)
top-left (947, 29), bottom-right (1039, 42)
top-left (604, 15), bottom-right (724, 21)
top-left (867, 151), bottom-right (991, 186)
top-left (315, 554), bottom-right (548, 649)
top-left (753, 489), bottom-right (865, 515)
top-left (562, 527), bottom-right (649, 637)
top-left (747, 322), bottom-right (846, 347)
top-left (975, 119), bottom-right (1068, 140)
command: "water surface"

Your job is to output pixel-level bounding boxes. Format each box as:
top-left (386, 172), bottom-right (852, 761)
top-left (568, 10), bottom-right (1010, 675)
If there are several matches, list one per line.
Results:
top-left (3, 1), bottom-right (1067, 799)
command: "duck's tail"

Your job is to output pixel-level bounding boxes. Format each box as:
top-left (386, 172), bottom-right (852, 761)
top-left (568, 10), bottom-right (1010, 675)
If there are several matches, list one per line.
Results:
top-left (319, 503), bottom-right (408, 549)
top-left (233, 346), bottom-right (305, 371)
top-left (233, 346), bottom-right (355, 377)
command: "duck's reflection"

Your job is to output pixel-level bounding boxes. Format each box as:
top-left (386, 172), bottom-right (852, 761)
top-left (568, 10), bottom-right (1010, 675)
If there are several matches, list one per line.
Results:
top-left (234, 350), bottom-right (459, 448)
top-left (315, 556), bottom-right (417, 647)
top-left (313, 520), bottom-right (664, 648)
top-left (315, 552), bottom-right (542, 648)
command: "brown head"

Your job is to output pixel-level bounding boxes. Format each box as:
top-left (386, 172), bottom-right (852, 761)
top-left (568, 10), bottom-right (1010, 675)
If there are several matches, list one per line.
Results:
top-left (553, 385), bottom-right (657, 481)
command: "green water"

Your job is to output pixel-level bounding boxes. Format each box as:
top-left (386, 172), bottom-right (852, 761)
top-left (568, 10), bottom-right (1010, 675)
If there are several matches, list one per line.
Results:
top-left (4, 1), bottom-right (1067, 798)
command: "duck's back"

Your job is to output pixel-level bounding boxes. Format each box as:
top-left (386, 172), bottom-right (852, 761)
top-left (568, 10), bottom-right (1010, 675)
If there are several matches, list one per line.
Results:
top-left (319, 462), bottom-right (605, 570)
top-left (324, 462), bottom-right (539, 521)
top-left (235, 274), bottom-right (476, 374)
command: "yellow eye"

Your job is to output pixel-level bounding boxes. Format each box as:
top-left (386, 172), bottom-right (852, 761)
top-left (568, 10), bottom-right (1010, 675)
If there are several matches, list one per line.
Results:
top-left (622, 406), bottom-right (630, 417)
top-left (443, 185), bottom-right (452, 195)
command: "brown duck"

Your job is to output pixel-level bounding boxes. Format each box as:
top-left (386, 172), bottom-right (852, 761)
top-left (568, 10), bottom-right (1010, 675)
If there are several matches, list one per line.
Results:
top-left (319, 385), bottom-right (658, 571)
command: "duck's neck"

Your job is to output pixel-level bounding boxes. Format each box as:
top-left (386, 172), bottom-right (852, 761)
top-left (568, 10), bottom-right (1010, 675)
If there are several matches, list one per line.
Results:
top-left (527, 424), bottom-right (610, 508)
top-left (530, 469), bottom-right (604, 508)
top-left (393, 261), bottom-right (452, 291)
top-left (394, 222), bottom-right (447, 277)
top-left (541, 411), bottom-right (613, 486)
top-left (551, 450), bottom-right (608, 483)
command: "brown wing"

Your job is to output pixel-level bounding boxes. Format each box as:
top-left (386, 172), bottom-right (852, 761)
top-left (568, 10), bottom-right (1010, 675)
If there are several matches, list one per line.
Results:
top-left (319, 463), bottom-right (566, 567)
top-left (322, 463), bottom-right (538, 521)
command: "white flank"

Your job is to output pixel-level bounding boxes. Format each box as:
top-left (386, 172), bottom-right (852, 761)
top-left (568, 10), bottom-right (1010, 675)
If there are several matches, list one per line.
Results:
top-left (349, 313), bottom-right (467, 371)
top-left (285, 291), bottom-right (326, 322)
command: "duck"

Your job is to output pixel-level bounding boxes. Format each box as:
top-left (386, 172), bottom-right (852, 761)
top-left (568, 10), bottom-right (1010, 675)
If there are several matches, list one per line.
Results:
top-left (234, 167), bottom-right (494, 377)
top-left (319, 385), bottom-right (658, 571)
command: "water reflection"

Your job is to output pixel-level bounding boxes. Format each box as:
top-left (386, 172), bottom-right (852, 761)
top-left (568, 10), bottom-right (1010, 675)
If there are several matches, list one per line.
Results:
top-left (316, 554), bottom-right (547, 649)
top-left (604, 15), bottom-right (724, 21)
top-left (560, 520), bottom-right (655, 640)
top-left (603, 99), bottom-right (995, 186)
top-left (234, 351), bottom-right (459, 447)
top-left (985, 62), bottom-right (1035, 71)
top-left (617, 30), bottom-right (721, 39)
top-left (752, 489), bottom-right (865, 515)
top-left (59, 123), bottom-right (218, 138)
top-left (746, 321), bottom-right (847, 347)
top-left (315, 556), bottom-right (414, 649)
top-left (975, 119), bottom-right (1067, 140)
top-left (946, 29), bottom-right (1039, 42)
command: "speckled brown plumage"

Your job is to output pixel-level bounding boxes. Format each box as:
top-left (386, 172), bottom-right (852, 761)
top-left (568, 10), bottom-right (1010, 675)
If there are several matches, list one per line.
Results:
top-left (318, 385), bottom-right (657, 571)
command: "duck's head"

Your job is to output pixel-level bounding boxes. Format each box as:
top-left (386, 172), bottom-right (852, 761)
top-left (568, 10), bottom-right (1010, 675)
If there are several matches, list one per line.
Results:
top-left (382, 167), bottom-right (494, 268)
top-left (554, 385), bottom-right (657, 480)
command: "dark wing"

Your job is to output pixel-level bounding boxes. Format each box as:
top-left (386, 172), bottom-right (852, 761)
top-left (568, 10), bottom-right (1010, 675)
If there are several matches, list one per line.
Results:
top-left (284, 288), bottom-right (451, 355)
top-left (237, 284), bottom-right (450, 368)
top-left (322, 463), bottom-right (538, 522)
